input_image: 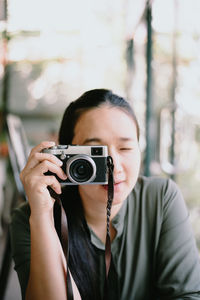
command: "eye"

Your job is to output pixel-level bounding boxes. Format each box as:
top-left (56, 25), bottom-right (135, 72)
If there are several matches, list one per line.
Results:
top-left (120, 147), bottom-right (133, 151)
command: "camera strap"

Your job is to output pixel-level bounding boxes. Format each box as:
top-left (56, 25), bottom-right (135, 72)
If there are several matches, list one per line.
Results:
top-left (58, 196), bottom-right (74, 300)
top-left (50, 187), bottom-right (74, 300)
top-left (104, 156), bottom-right (114, 300)
top-left (51, 155), bottom-right (114, 300)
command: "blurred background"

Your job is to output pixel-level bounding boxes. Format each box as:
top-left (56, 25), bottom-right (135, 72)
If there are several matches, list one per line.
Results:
top-left (0, 0), bottom-right (200, 299)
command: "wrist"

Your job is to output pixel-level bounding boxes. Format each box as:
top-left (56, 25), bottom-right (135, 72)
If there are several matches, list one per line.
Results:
top-left (29, 210), bottom-right (55, 228)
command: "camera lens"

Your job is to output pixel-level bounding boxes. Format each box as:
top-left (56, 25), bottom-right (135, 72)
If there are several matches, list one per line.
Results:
top-left (71, 160), bottom-right (93, 181)
top-left (66, 155), bottom-right (96, 184)
top-left (76, 164), bottom-right (85, 175)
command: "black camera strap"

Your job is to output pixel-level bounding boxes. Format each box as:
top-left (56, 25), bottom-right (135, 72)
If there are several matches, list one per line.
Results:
top-left (49, 187), bottom-right (74, 300)
top-left (104, 156), bottom-right (114, 300)
top-left (51, 155), bottom-right (114, 300)
top-left (57, 197), bottom-right (74, 300)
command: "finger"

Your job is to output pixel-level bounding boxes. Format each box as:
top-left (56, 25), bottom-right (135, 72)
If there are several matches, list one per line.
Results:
top-left (29, 141), bottom-right (56, 158)
top-left (20, 158), bottom-right (67, 186)
top-left (26, 152), bottom-right (63, 170)
top-left (25, 175), bottom-right (62, 196)
top-left (32, 160), bottom-right (67, 181)
top-left (45, 176), bottom-right (62, 195)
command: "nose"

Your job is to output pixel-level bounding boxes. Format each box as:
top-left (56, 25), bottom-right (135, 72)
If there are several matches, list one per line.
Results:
top-left (108, 148), bottom-right (123, 175)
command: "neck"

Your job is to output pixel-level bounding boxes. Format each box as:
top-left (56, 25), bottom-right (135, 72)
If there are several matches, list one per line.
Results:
top-left (82, 197), bottom-right (122, 226)
top-left (79, 189), bottom-right (122, 243)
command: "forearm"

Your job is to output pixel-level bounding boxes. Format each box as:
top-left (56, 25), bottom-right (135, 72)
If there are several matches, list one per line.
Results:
top-left (17, 141), bottom-right (80, 299)
top-left (26, 212), bottom-right (67, 300)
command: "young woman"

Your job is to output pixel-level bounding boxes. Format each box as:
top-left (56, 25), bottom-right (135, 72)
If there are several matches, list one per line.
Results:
top-left (10, 89), bottom-right (200, 300)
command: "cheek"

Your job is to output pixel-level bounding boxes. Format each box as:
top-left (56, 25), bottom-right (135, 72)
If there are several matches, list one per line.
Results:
top-left (125, 153), bottom-right (141, 176)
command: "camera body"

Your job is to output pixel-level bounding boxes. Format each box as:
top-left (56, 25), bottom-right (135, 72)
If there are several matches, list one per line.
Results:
top-left (42, 145), bottom-right (108, 185)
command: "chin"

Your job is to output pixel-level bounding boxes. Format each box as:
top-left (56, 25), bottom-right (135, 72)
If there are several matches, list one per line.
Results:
top-left (102, 181), bottom-right (131, 195)
top-left (101, 183), bottom-right (130, 205)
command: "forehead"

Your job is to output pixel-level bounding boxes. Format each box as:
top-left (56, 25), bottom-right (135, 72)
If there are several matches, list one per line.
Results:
top-left (73, 105), bottom-right (138, 143)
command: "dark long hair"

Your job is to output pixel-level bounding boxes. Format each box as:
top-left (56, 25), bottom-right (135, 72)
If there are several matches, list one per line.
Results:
top-left (57, 89), bottom-right (139, 299)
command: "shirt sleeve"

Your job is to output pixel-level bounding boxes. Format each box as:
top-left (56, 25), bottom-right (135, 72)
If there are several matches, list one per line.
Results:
top-left (9, 203), bottom-right (31, 300)
top-left (155, 179), bottom-right (200, 299)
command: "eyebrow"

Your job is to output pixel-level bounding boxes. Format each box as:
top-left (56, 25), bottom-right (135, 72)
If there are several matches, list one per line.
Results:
top-left (83, 138), bottom-right (102, 144)
top-left (83, 137), bottom-right (135, 144)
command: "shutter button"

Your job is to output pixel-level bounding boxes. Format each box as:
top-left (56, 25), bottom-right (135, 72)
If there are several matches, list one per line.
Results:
top-left (60, 152), bottom-right (66, 160)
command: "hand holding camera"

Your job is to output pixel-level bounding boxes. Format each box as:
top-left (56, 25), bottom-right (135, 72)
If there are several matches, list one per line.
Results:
top-left (19, 141), bottom-right (67, 217)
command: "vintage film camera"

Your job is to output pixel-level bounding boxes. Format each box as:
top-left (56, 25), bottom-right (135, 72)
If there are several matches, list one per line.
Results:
top-left (42, 145), bottom-right (108, 185)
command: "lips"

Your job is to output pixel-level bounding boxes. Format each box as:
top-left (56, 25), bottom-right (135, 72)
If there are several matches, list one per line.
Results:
top-left (102, 181), bottom-right (124, 191)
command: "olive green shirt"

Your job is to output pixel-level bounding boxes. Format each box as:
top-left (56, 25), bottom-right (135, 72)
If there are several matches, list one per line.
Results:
top-left (10, 176), bottom-right (200, 299)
